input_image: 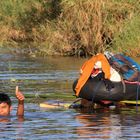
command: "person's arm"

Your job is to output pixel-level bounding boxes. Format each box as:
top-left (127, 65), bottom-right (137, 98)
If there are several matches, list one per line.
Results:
top-left (15, 86), bottom-right (24, 116)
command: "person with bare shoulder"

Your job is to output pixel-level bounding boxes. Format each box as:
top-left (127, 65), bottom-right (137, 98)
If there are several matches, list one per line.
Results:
top-left (0, 86), bottom-right (24, 117)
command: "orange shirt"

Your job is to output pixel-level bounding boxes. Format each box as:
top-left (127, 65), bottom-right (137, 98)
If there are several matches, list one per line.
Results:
top-left (75, 53), bottom-right (111, 96)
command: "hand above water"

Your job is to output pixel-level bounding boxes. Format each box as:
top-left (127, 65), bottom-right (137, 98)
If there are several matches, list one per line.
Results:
top-left (15, 86), bottom-right (24, 101)
top-left (15, 86), bottom-right (24, 116)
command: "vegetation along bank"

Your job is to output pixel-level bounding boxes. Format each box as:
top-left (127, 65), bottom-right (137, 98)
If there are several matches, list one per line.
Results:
top-left (0, 0), bottom-right (140, 57)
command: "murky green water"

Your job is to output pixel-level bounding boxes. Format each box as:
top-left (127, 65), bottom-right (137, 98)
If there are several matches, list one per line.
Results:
top-left (0, 48), bottom-right (140, 140)
top-left (0, 48), bottom-right (85, 95)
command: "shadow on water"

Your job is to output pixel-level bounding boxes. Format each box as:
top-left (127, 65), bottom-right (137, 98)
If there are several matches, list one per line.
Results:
top-left (0, 47), bottom-right (140, 139)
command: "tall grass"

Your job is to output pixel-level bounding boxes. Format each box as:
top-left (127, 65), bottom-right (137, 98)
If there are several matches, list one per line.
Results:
top-left (112, 15), bottom-right (140, 56)
top-left (0, 0), bottom-right (140, 56)
top-left (43, 0), bottom-right (140, 56)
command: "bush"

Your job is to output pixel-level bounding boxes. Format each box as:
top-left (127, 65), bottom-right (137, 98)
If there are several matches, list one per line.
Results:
top-left (0, 0), bottom-right (140, 57)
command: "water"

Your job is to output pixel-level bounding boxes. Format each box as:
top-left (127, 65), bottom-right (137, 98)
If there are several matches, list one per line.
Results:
top-left (0, 48), bottom-right (85, 95)
top-left (0, 48), bottom-right (140, 140)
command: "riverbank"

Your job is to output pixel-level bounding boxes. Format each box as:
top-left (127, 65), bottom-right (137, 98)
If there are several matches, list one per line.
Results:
top-left (0, 0), bottom-right (140, 57)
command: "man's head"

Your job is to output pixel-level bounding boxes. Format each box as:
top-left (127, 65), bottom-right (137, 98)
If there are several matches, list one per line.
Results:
top-left (0, 93), bottom-right (12, 116)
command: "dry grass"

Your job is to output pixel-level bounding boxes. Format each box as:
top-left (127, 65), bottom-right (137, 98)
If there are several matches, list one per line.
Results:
top-left (42, 0), bottom-right (140, 56)
top-left (0, 0), bottom-right (140, 56)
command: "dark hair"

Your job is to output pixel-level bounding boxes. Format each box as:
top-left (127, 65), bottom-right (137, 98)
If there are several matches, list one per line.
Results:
top-left (0, 93), bottom-right (12, 106)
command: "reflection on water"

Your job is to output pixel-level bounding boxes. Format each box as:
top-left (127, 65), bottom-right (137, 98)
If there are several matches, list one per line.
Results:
top-left (75, 107), bottom-right (140, 140)
top-left (0, 48), bottom-right (140, 139)
top-left (2, 105), bottom-right (140, 140)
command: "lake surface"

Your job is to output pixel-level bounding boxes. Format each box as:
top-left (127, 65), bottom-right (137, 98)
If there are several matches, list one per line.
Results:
top-left (0, 48), bottom-right (140, 140)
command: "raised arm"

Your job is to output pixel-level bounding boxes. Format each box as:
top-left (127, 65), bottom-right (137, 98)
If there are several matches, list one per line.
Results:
top-left (15, 86), bottom-right (24, 116)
